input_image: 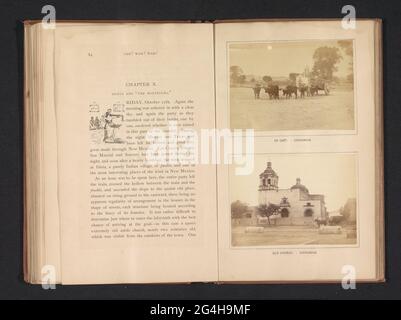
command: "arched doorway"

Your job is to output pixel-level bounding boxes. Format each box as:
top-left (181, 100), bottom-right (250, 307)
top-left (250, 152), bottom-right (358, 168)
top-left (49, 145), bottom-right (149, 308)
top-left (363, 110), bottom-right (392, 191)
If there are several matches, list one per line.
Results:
top-left (304, 208), bottom-right (313, 217)
top-left (281, 208), bottom-right (290, 218)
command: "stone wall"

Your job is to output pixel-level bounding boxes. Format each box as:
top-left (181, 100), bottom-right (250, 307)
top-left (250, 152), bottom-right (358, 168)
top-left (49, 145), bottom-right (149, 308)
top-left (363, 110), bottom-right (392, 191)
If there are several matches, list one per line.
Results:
top-left (258, 188), bottom-right (324, 224)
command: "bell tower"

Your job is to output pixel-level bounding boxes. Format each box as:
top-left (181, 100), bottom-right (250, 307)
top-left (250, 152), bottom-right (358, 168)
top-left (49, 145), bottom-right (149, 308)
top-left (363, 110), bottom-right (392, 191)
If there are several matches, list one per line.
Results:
top-left (259, 162), bottom-right (279, 191)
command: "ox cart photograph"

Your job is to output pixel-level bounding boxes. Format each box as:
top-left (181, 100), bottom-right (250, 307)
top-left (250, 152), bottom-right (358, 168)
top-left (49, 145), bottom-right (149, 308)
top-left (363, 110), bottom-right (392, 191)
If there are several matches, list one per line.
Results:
top-left (229, 40), bottom-right (355, 131)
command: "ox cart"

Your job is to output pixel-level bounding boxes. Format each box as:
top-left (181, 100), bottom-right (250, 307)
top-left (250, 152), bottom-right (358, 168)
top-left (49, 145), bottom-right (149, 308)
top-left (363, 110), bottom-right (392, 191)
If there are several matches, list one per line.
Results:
top-left (309, 78), bottom-right (330, 96)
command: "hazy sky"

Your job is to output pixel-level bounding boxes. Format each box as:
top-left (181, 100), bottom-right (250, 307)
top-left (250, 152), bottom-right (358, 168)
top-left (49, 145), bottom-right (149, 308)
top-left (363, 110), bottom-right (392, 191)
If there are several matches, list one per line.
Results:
top-left (229, 153), bottom-right (357, 212)
top-left (230, 40), bottom-right (353, 78)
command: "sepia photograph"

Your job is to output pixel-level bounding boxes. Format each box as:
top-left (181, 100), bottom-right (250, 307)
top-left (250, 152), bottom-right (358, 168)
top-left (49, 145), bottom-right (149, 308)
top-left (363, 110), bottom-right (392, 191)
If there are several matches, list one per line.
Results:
top-left (230, 153), bottom-right (357, 247)
top-left (229, 40), bottom-right (355, 131)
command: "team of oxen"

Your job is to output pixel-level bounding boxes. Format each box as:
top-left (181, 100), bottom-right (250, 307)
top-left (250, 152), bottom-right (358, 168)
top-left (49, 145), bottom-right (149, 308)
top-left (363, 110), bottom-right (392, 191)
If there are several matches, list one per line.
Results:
top-left (252, 82), bottom-right (328, 100)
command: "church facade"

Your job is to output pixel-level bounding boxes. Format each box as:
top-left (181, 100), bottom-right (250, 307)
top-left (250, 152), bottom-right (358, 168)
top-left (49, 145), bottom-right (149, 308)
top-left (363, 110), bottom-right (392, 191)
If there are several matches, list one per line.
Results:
top-left (257, 162), bottom-right (328, 226)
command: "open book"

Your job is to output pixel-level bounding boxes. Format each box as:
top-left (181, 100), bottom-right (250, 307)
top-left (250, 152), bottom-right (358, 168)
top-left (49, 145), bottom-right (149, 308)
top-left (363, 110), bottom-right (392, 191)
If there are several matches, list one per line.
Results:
top-left (24, 20), bottom-right (384, 284)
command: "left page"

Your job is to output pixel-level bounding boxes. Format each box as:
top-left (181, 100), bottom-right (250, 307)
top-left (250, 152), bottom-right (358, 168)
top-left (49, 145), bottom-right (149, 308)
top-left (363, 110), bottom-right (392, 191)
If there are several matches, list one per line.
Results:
top-left (54, 23), bottom-right (217, 284)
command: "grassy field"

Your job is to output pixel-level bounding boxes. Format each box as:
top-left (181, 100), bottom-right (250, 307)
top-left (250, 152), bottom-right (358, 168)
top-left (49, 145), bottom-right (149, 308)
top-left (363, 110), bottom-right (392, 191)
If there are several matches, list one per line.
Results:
top-left (230, 86), bottom-right (355, 131)
top-left (232, 225), bottom-right (357, 247)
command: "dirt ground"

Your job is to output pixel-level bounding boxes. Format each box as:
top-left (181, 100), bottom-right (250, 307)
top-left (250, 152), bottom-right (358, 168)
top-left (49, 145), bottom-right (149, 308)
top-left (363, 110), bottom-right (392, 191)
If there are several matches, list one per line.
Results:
top-left (230, 86), bottom-right (355, 131)
top-left (90, 128), bottom-right (104, 144)
top-left (231, 225), bottom-right (357, 246)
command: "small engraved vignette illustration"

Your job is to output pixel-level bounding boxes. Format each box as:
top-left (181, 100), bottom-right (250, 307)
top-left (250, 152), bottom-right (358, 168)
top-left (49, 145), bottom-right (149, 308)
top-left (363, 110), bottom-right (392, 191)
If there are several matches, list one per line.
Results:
top-left (89, 101), bottom-right (125, 144)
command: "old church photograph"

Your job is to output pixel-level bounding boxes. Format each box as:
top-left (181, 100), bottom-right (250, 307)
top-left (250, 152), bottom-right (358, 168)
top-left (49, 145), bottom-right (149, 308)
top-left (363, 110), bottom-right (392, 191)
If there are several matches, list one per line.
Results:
top-left (230, 153), bottom-right (357, 247)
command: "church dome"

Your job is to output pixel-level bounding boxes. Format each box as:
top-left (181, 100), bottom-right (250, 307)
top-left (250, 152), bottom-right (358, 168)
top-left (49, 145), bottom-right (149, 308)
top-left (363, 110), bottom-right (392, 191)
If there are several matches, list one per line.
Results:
top-left (290, 178), bottom-right (309, 193)
top-left (259, 162), bottom-right (278, 178)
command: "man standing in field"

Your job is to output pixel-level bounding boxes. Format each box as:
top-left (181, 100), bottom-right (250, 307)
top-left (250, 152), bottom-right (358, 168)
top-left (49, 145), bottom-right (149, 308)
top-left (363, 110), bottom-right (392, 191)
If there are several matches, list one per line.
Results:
top-left (253, 82), bottom-right (262, 99)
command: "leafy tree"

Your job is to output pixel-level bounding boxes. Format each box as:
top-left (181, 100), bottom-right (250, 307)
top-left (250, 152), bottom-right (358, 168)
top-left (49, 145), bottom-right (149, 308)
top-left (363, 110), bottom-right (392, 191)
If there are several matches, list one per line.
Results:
top-left (263, 75), bottom-right (272, 83)
top-left (340, 198), bottom-right (356, 223)
top-left (231, 200), bottom-right (248, 219)
top-left (311, 46), bottom-right (343, 81)
top-left (289, 73), bottom-right (300, 83)
top-left (338, 40), bottom-right (353, 56)
top-left (257, 203), bottom-right (280, 225)
top-left (338, 40), bottom-right (354, 83)
top-left (329, 215), bottom-right (344, 225)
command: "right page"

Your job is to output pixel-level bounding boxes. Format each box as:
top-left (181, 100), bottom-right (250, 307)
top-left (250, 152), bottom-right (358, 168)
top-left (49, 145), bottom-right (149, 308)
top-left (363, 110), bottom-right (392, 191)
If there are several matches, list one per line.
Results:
top-left (215, 20), bottom-right (383, 282)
